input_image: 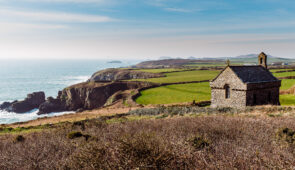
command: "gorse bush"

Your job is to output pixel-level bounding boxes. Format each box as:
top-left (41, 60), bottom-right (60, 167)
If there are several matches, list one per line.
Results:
top-left (116, 132), bottom-right (175, 169)
top-left (64, 141), bottom-right (109, 169)
top-left (14, 135), bottom-right (25, 143)
top-left (127, 106), bottom-right (245, 116)
top-left (127, 106), bottom-right (295, 117)
top-left (276, 128), bottom-right (295, 145)
top-left (67, 131), bottom-right (83, 139)
top-left (190, 134), bottom-right (210, 150)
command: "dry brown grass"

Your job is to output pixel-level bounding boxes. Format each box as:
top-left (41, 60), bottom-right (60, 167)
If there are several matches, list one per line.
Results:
top-left (281, 85), bottom-right (295, 95)
top-left (9, 107), bottom-right (142, 128)
top-left (0, 113), bottom-right (295, 169)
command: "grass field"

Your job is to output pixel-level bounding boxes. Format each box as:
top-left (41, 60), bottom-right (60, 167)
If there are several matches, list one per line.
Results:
top-left (185, 63), bottom-right (225, 67)
top-left (134, 68), bottom-right (295, 105)
top-left (137, 68), bottom-right (188, 73)
top-left (136, 82), bottom-right (211, 105)
top-left (185, 62), bottom-right (245, 67)
top-left (280, 95), bottom-right (295, 106)
top-left (136, 70), bottom-right (219, 83)
top-left (273, 71), bottom-right (295, 78)
top-left (270, 69), bottom-right (293, 73)
top-left (281, 79), bottom-right (295, 90)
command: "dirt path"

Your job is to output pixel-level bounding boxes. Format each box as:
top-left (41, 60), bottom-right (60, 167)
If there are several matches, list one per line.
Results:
top-left (9, 107), bottom-right (142, 128)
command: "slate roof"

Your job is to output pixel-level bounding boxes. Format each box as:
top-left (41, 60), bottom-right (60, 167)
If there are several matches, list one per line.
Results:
top-left (229, 66), bottom-right (279, 83)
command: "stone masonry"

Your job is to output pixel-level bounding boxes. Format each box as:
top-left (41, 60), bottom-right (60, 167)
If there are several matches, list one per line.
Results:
top-left (210, 52), bottom-right (281, 108)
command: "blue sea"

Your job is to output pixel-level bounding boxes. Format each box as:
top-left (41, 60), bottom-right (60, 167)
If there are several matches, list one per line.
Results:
top-left (0, 59), bottom-right (139, 124)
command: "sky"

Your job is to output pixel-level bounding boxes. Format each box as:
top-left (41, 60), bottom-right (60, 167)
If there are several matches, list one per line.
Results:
top-left (0, 0), bottom-right (295, 60)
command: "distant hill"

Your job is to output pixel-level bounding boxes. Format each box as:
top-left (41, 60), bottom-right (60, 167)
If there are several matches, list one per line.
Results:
top-left (135, 59), bottom-right (223, 68)
top-left (158, 56), bottom-right (173, 60)
top-left (136, 54), bottom-right (295, 68)
top-left (227, 54), bottom-right (295, 64)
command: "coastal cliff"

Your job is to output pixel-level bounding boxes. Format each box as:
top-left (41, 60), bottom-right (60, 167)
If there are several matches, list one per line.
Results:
top-left (0, 92), bottom-right (45, 113)
top-left (38, 81), bottom-right (154, 114)
top-left (0, 68), bottom-right (158, 115)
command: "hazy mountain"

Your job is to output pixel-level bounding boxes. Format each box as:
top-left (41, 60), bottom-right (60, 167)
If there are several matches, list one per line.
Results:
top-left (195, 54), bottom-right (295, 63)
top-left (187, 56), bottom-right (197, 59)
top-left (234, 54), bottom-right (277, 59)
top-left (159, 56), bottom-right (173, 60)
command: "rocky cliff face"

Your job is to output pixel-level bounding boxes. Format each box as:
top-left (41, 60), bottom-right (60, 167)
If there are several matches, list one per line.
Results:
top-left (88, 68), bottom-right (163, 82)
top-left (37, 81), bottom-right (154, 114)
top-left (0, 92), bottom-right (45, 113)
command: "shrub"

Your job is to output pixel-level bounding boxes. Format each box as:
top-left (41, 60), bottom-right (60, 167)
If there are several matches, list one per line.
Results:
top-left (67, 131), bottom-right (83, 139)
top-left (83, 134), bottom-right (92, 141)
top-left (63, 142), bottom-right (108, 169)
top-left (116, 132), bottom-right (174, 169)
top-left (190, 135), bottom-right (210, 150)
top-left (127, 106), bottom-right (246, 117)
top-left (14, 135), bottom-right (25, 143)
top-left (155, 114), bottom-right (169, 119)
top-left (276, 128), bottom-right (295, 145)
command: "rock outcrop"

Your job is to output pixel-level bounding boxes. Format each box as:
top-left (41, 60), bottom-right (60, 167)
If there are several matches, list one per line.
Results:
top-left (0, 92), bottom-right (45, 113)
top-left (0, 101), bottom-right (17, 110)
top-left (37, 81), bottom-right (154, 115)
top-left (88, 68), bottom-right (163, 82)
top-left (38, 96), bottom-right (67, 115)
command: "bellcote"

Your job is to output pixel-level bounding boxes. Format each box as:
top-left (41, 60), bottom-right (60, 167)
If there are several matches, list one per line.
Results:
top-left (258, 52), bottom-right (267, 69)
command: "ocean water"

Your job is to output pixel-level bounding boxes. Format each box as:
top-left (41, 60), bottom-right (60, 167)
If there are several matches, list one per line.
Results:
top-left (0, 59), bottom-right (138, 124)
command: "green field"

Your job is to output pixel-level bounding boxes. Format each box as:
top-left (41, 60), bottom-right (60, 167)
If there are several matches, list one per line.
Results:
top-left (135, 70), bottom-right (219, 83)
top-left (185, 63), bottom-right (225, 67)
top-left (273, 71), bottom-right (295, 78)
top-left (280, 95), bottom-right (295, 106)
top-left (281, 79), bottom-right (295, 90)
top-left (137, 81), bottom-right (295, 106)
top-left (185, 62), bottom-right (245, 67)
top-left (136, 82), bottom-right (211, 105)
top-left (134, 68), bottom-right (295, 106)
top-left (137, 68), bottom-right (188, 73)
top-left (270, 69), bottom-right (293, 73)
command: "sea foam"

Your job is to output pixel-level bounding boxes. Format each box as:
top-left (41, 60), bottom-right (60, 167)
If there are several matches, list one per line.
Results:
top-left (0, 109), bottom-right (74, 124)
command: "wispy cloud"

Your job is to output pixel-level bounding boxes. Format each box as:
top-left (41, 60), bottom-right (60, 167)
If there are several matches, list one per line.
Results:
top-left (0, 22), bottom-right (67, 32)
top-left (0, 9), bottom-right (114, 23)
top-left (164, 7), bottom-right (194, 13)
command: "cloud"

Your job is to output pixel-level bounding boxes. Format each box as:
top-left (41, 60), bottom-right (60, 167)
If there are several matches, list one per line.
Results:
top-left (164, 7), bottom-right (193, 13)
top-left (0, 9), bottom-right (114, 23)
top-left (0, 22), bottom-right (67, 32)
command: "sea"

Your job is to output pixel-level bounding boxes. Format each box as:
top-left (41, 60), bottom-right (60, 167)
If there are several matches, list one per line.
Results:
top-left (0, 59), bottom-right (139, 124)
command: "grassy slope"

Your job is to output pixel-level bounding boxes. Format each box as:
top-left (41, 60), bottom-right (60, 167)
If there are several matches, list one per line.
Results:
top-left (136, 82), bottom-right (211, 104)
top-left (135, 70), bottom-right (219, 83)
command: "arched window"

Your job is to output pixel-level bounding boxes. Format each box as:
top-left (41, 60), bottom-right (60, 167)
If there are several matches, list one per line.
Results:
top-left (260, 57), bottom-right (263, 65)
top-left (225, 84), bottom-right (230, 99)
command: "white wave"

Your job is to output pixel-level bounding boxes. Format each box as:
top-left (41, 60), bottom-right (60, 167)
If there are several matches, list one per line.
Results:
top-left (49, 75), bottom-right (90, 86)
top-left (63, 75), bottom-right (90, 85)
top-left (0, 109), bottom-right (74, 124)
